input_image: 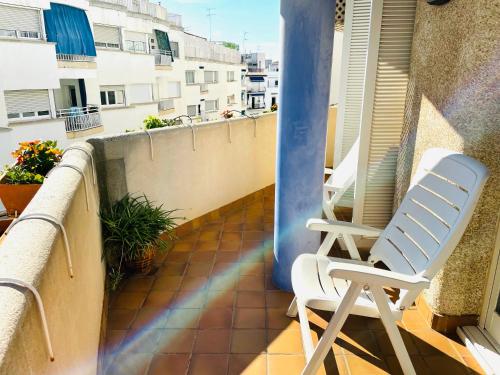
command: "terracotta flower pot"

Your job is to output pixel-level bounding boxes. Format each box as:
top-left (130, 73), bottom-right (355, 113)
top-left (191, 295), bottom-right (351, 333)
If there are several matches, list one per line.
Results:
top-left (0, 182), bottom-right (41, 216)
top-left (126, 245), bottom-right (156, 275)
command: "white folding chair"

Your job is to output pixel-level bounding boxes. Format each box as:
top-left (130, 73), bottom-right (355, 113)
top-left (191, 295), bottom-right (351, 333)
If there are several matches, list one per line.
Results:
top-left (288, 148), bottom-right (489, 375)
top-left (322, 138), bottom-right (360, 259)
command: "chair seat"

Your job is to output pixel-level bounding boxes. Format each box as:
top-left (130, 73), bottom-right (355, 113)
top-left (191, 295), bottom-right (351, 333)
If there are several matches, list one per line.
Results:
top-left (291, 254), bottom-right (399, 319)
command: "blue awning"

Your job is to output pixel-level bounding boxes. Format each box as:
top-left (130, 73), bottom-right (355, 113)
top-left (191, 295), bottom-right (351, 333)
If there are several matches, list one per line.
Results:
top-left (249, 76), bottom-right (265, 82)
top-left (248, 93), bottom-right (265, 97)
top-left (44, 3), bottom-right (96, 56)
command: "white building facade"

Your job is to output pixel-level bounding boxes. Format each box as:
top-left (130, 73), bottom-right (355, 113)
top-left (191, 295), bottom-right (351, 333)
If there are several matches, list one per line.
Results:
top-left (0, 0), bottom-right (244, 165)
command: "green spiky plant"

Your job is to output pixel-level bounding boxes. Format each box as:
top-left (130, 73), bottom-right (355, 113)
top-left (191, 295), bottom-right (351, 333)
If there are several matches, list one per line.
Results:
top-left (100, 194), bottom-right (180, 290)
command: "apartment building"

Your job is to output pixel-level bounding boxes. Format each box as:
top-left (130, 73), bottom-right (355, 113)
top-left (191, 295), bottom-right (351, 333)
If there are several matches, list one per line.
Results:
top-left (0, 0), bottom-right (244, 165)
top-left (242, 52), bottom-right (279, 112)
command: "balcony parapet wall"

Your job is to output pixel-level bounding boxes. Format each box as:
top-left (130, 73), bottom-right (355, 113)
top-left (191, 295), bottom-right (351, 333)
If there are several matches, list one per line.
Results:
top-left (0, 143), bottom-right (105, 375)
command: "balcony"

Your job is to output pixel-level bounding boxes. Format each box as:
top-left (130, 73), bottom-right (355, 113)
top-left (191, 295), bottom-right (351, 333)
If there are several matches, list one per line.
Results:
top-left (56, 54), bottom-right (96, 62)
top-left (153, 50), bottom-right (173, 66)
top-left (56, 105), bottom-right (102, 133)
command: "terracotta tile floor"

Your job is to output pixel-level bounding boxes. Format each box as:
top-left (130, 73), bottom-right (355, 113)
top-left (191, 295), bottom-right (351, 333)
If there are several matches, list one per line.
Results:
top-left (104, 190), bottom-right (484, 375)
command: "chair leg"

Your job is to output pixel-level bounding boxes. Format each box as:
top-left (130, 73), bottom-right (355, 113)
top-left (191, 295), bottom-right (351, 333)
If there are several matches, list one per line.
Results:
top-left (371, 286), bottom-right (416, 375)
top-left (287, 296), bottom-right (298, 317)
top-left (301, 282), bottom-right (362, 375)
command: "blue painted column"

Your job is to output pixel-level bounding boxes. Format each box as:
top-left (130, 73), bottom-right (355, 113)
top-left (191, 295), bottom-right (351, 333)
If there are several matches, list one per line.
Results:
top-left (273, 0), bottom-right (336, 291)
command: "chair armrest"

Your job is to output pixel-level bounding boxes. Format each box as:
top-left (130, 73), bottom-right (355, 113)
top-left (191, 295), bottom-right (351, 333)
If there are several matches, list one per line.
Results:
top-left (306, 218), bottom-right (383, 237)
top-left (326, 260), bottom-right (430, 290)
top-left (324, 168), bottom-right (334, 175)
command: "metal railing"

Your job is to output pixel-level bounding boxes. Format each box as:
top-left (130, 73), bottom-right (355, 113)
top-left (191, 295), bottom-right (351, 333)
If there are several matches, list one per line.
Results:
top-left (56, 54), bottom-right (96, 62)
top-left (153, 49), bottom-right (173, 65)
top-left (92, 0), bottom-right (128, 6)
top-left (158, 99), bottom-right (174, 111)
top-left (122, 0), bottom-right (182, 26)
top-left (56, 106), bottom-right (102, 132)
top-left (125, 40), bottom-right (147, 53)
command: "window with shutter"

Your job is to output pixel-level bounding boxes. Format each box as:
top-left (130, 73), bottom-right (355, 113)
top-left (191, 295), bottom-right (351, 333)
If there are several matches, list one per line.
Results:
top-left (167, 82), bottom-right (181, 98)
top-left (124, 31), bottom-right (147, 53)
top-left (5, 90), bottom-right (50, 121)
top-left (187, 105), bottom-right (198, 116)
top-left (100, 86), bottom-right (125, 107)
top-left (94, 24), bottom-right (120, 49)
top-left (204, 71), bottom-right (218, 84)
top-left (128, 84), bottom-right (152, 104)
top-left (185, 71), bottom-right (195, 85)
top-left (205, 99), bottom-right (219, 112)
top-left (0, 4), bottom-right (41, 39)
top-left (171, 41), bottom-right (179, 58)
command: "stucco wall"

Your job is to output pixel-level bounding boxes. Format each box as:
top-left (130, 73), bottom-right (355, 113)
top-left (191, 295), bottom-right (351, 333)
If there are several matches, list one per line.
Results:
top-left (395, 0), bottom-right (500, 317)
top-left (89, 107), bottom-right (336, 220)
top-left (0, 143), bottom-right (105, 375)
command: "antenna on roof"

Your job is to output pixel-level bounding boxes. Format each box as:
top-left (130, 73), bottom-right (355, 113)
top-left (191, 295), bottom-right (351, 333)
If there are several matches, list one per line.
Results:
top-left (207, 8), bottom-right (216, 41)
top-left (242, 31), bottom-right (249, 54)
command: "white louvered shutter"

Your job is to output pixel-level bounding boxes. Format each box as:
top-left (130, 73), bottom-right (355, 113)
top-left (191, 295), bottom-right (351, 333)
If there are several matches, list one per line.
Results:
top-left (94, 25), bottom-right (120, 47)
top-left (5, 90), bottom-right (50, 114)
top-left (125, 30), bottom-right (146, 43)
top-left (0, 4), bottom-right (41, 34)
top-left (335, 0), bottom-right (372, 207)
top-left (357, 0), bottom-right (417, 228)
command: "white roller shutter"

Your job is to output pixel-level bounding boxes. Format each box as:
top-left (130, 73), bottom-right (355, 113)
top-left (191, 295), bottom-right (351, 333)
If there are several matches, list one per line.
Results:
top-left (128, 84), bottom-right (152, 104)
top-left (94, 24), bottom-right (120, 47)
top-left (167, 82), bottom-right (181, 98)
top-left (0, 4), bottom-right (41, 34)
top-left (125, 30), bottom-right (146, 43)
top-left (335, 0), bottom-right (372, 207)
top-left (5, 90), bottom-right (50, 114)
top-left (357, 0), bottom-right (417, 228)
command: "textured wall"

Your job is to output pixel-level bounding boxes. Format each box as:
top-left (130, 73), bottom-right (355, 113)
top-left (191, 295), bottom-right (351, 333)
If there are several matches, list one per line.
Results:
top-left (395, 0), bottom-right (500, 316)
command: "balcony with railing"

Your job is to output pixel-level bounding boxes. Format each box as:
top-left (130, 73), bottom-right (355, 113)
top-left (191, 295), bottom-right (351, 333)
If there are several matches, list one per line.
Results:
top-left (153, 49), bottom-right (173, 66)
top-left (56, 105), bottom-right (102, 133)
top-left (184, 33), bottom-right (241, 65)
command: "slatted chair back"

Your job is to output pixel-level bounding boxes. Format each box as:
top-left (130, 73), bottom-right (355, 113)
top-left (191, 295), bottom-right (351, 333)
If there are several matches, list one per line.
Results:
top-left (368, 149), bottom-right (489, 309)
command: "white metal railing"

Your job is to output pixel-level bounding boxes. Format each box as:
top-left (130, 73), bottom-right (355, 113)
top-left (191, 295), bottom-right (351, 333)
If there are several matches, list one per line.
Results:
top-left (158, 99), bottom-right (174, 111)
top-left (56, 106), bottom-right (102, 132)
top-left (56, 54), bottom-right (96, 62)
top-left (125, 40), bottom-right (147, 53)
top-left (184, 34), bottom-right (241, 64)
top-left (123, 0), bottom-right (182, 27)
top-left (91, 0), bottom-right (127, 6)
top-left (153, 49), bottom-right (173, 65)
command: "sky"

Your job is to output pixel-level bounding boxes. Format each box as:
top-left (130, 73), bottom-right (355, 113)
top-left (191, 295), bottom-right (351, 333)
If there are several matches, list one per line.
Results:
top-left (161, 0), bottom-right (281, 60)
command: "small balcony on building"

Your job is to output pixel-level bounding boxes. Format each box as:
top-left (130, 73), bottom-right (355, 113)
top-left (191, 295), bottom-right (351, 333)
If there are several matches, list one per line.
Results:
top-left (152, 49), bottom-right (173, 66)
top-left (54, 79), bottom-right (103, 134)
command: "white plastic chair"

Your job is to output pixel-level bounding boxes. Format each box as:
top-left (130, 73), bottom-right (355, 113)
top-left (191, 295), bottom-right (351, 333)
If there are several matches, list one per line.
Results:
top-left (288, 148), bottom-right (489, 375)
top-left (322, 138), bottom-right (360, 258)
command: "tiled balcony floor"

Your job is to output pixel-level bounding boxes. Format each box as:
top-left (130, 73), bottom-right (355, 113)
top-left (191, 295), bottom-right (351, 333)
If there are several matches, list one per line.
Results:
top-left (104, 189), bottom-right (484, 375)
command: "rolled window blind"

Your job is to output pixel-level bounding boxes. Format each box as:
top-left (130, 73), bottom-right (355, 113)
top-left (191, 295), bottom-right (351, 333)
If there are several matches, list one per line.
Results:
top-left (128, 84), bottom-right (152, 104)
top-left (0, 4), bottom-right (41, 33)
top-left (5, 90), bottom-right (50, 113)
top-left (94, 25), bottom-right (120, 46)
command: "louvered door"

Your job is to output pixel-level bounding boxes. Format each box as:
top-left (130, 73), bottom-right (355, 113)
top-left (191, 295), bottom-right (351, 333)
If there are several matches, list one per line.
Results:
top-left (334, 0), bottom-right (373, 208)
top-left (354, 0), bottom-right (417, 228)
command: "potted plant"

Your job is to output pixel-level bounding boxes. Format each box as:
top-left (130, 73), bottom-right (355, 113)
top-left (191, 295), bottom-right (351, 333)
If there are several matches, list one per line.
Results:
top-left (143, 115), bottom-right (179, 129)
top-left (100, 194), bottom-right (180, 289)
top-left (221, 109), bottom-right (234, 119)
top-left (271, 103), bottom-right (278, 112)
top-left (0, 140), bottom-right (62, 215)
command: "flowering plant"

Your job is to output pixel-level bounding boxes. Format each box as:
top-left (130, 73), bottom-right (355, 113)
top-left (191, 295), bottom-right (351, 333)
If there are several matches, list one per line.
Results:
top-left (271, 103), bottom-right (278, 112)
top-left (3, 140), bottom-right (62, 184)
top-left (221, 110), bottom-right (234, 119)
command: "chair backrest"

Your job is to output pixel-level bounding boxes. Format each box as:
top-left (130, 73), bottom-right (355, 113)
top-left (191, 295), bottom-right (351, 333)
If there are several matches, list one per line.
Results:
top-left (326, 138), bottom-right (360, 196)
top-left (369, 149), bottom-right (489, 306)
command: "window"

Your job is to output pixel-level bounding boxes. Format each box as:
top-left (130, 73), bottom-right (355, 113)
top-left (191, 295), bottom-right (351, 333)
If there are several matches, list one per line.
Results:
top-left (185, 71), bottom-right (195, 85)
top-left (167, 82), bottom-right (181, 98)
top-left (227, 94), bottom-right (235, 105)
top-left (204, 71), bottom-right (218, 84)
top-left (128, 84), bottom-right (152, 104)
top-left (205, 99), bottom-right (219, 112)
top-left (0, 4), bottom-right (42, 40)
top-left (94, 24), bottom-right (121, 49)
top-left (227, 71), bottom-right (235, 82)
top-left (5, 90), bottom-right (51, 121)
top-left (100, 86), bottom-right (125, 106)
top-left (171, 41), bottom-right (179, 58)
top-left (124, 31), bottom-right (147, 53)
top-left (187, 105), bottom-right (199, 116)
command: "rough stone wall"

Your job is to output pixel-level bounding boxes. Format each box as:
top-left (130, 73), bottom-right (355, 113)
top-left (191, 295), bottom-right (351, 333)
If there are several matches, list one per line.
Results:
top-left (395, 0), bottom-right (500, 316)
